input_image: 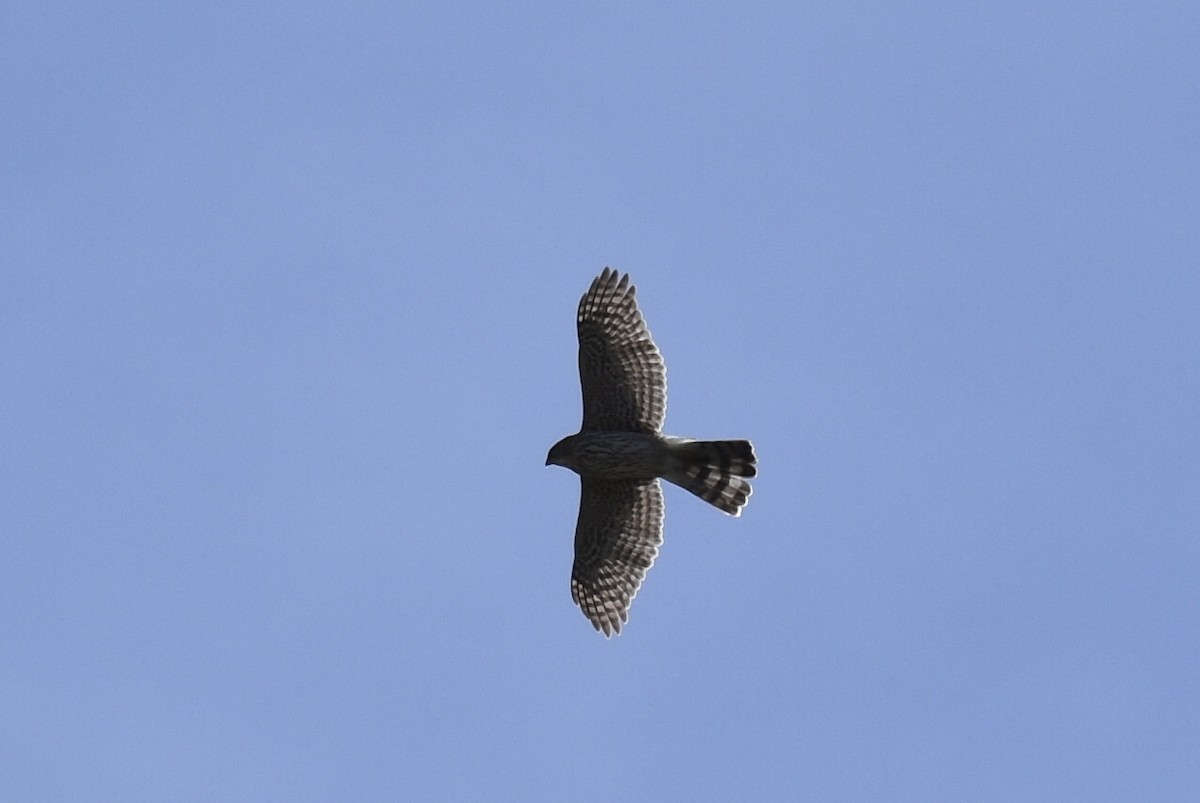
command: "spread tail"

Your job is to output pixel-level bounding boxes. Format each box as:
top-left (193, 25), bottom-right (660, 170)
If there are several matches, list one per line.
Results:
top-left (665, 439), bottom-right (756, 516)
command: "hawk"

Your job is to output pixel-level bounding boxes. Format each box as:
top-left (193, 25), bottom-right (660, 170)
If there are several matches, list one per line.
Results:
top-left (546, 268), bottom-right (756, 636)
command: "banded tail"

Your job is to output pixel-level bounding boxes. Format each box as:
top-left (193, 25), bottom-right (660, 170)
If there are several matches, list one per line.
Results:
top-left (665, 439), bottom-right (757, 516)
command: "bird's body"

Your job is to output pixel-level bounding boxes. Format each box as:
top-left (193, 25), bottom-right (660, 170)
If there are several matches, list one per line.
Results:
top-left (546, 268), bottom-right (756, 636)
top-left (548, 431), bottom-right (671, 479)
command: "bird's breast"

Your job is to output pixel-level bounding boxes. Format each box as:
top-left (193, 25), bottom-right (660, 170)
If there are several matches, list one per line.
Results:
top-left (569, 431), bottom-right (669, 479)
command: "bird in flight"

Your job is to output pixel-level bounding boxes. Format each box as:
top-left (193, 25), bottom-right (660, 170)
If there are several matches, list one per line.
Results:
top-left (546, 268), bottom-right (757, 636)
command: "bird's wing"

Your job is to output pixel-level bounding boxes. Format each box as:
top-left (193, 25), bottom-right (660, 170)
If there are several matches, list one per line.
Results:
top-left (576, 268), bottom-right (666, 433)
top-left (571, 478), bottom-right (664, 637)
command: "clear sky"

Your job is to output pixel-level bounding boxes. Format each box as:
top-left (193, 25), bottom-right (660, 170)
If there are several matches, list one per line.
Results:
top-left (4, 2), bottom-right (1198, 800)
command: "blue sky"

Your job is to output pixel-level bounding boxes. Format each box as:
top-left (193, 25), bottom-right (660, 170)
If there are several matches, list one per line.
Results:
top-left (3, 2), bottom-right (1198, 800)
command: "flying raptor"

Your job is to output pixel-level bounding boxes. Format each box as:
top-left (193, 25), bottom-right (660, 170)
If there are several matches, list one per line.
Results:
top-left (546, 268), bottom-right (757, 636)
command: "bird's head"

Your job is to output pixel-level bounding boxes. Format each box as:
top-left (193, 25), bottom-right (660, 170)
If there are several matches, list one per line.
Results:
top-left (545, 435), bottom-right (576, 470)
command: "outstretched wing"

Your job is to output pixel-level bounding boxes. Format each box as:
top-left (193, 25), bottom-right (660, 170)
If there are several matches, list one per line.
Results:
top-left (577, 268), bottom-right (666, 433)
top-left (571, 478), bottom-right (664, 637)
